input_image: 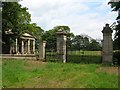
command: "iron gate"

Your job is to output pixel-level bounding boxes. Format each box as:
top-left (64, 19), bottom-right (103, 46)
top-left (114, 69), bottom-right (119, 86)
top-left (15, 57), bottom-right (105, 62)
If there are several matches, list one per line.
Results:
top-left (67, 50), bottom-right (102, 64)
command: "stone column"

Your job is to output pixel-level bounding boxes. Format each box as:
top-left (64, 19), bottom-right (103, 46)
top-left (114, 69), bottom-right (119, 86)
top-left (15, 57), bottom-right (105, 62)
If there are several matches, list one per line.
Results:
top-left (15, 38), bottom-right (18, 54)
top-left (33, 39), bottom-right (35, 54)
top-left (39, 41), bottom-right (46, 61)
top-left (56, 28), bottom-right (67, 63)
top-left (102, 24), bottom-right (113, 64)
top-left (22, 40), bottom-right (24, 54)
top-left (27, 39), bottom-right (30, 54)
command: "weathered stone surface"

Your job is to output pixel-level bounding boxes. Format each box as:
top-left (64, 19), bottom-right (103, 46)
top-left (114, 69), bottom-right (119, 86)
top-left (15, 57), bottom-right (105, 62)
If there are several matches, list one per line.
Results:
top-left (102, 24), bottom-right (113, 64)
top-left (1, 54), bottom-right (36, 60)
top-left (39, 41), bottom-right (46, 61)
top-left (56, 28), bottom-right (67, 63)
top-left (7, 33), bottom-right (36, 55)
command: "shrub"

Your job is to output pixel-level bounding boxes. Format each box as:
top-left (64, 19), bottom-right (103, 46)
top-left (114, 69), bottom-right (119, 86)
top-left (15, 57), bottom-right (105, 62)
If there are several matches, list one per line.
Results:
top-left (113, 51), bottom-right (120, 66)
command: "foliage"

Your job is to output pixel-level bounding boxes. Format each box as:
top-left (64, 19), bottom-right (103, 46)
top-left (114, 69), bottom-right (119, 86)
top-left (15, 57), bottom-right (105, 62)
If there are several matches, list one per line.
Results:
top-left (21, 23), bottom-right (44, 40)
top-left (108, 1), bottom-right (120, 49)
top-left (113, 24), bottom-right (120, 49)
top-left (2, 2), bottom-right (31, 33)
top-left (108, 2), bottom-right (120, 11)
top-left (113, 50), bottom-right (120, 65)
top-left (2, 2), bottom-right (44, 38)
top-left (43, 28), bottom-right (101, 51)
top-left (42, 29), bottom-right (56, 51)
top-left (88, 39), bottom-right (101, 51)
top-left (2, 2), bottom-right (44, 50)
top-left (71, 35), bottom-right (87, 50)
top-left (2, 2), bottom-right (31, 47)
top-left (2, 59), bottom-right (118, 88)
top-left (69, 35), bottom-right (101, 51)
top-left (42, 25), bottom-right (74, 51)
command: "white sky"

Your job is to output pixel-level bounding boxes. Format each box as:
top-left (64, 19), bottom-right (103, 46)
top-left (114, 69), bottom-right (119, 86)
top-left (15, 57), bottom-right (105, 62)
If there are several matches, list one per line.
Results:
top-left (19, 0), bottom-right (117, 39)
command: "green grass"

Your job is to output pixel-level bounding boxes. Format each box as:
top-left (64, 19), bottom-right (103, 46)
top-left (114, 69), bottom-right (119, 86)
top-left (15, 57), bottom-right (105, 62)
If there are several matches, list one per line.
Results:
top-left (2, 59), bottom-right (118, 88)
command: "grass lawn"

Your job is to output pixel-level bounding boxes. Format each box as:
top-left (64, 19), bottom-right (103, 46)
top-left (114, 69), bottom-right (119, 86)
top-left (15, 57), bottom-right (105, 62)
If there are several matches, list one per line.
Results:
top-left (2, 59), bottom-right (118, 88)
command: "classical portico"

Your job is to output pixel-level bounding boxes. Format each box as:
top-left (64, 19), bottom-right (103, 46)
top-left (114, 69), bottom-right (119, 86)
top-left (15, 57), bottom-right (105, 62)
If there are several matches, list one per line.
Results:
top-left (15, 33), bottom-right (35, 55)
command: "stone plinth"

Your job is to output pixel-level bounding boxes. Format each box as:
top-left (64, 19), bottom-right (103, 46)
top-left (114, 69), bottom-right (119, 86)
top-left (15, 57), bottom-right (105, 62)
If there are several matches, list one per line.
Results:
top-left (102, 24), bottom-right (113, 64)
top-left (39, 41), bottom-right (46, 61)
top-left (56, 28), bottom-right (67, 63)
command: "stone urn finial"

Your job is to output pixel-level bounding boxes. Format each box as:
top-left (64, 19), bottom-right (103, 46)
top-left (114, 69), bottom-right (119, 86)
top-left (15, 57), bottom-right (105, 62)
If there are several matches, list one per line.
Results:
top-left (106, 23), bottom-right (109, 27)
top-left (57, 28), bottom-right (67, 35)
top-left (102, 23), bottom-right (113, 33)
top-left (58, 27), bottom-right (64, 32)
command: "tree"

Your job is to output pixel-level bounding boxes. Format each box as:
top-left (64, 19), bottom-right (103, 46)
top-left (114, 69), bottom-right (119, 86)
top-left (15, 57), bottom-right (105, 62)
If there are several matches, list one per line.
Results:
top-left (108, 1), bottom-right (120, 49)
top-left (2, 2), bottom-right (31, 33)
top-left (2, 2), bottom-right (32, 47)
top-left (42, 29), bottom-right (57, 51)
top-left (72, 35), bottom-right (84, 50)
top-left (71, 35), bottom-right (101, 51)
top-left (42, 26), bottom-right (74, 51)
top-left (2, 2), bottom-right (44, 41)
top-left (88, 39), bottom-right (101, 51)
top-left (71, 35), bottom-right (90, 50)
top-left (21, 23), bottom-right (44, 39)
top-left (2, 2), bottom-right (44, 53)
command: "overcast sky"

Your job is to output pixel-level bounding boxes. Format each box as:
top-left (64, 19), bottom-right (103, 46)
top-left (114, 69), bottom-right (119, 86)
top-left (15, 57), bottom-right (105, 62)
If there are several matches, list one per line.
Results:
top-left (19, 0), bottom-right (117, 39)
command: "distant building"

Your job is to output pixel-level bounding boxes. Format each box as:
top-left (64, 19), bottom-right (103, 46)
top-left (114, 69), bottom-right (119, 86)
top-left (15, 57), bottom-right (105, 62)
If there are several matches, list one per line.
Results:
top-left (2, 29), bottom-right (36, 54)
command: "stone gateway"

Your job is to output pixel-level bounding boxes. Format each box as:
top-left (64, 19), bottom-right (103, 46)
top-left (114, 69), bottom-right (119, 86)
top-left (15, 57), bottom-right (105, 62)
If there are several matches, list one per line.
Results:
top-left (102, 24), bottom-right (113, 64)
top-left (56, 28), bottom-right (67, 63)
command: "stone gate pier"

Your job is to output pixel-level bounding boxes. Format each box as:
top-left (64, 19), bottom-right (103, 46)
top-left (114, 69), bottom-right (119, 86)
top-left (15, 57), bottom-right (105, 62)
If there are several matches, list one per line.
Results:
top-left (56, 28), bottom-right (67, 63)
top-left (102, 24), bottom-right (113, 64)
top-left (39, 41), bottom-right (46, 61)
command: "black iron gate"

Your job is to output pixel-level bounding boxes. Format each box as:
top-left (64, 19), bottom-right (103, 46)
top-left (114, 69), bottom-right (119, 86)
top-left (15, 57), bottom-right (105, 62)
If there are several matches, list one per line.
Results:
top-left (45, 36), bottom-right (102, 63)
top-left (45, 47), bottom-right (102, 64)
top-left (67, 50), bottom-right (102, 64)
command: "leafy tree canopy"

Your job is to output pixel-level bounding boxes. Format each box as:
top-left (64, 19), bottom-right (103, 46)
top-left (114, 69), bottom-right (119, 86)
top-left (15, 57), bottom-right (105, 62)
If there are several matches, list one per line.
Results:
top-left (108, 1), bottom-right (120, 49)
top-left (2, 2), bottom-right (44, 43)
top-left (70, 35), bottom-right (101, 51)
top-left (42, 26), bottom-right (74, 51)
top-left (2, 2), bottom-right (31, 33)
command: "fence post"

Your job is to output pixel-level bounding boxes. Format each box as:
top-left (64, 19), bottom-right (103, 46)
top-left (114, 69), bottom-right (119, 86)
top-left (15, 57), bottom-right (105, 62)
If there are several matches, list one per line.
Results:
top-left (56, 28), bottom-right (67, 63)
top-left (102, 24), bottom-right (113, 64)
top-left (39, 41), bottom-right (46, 61)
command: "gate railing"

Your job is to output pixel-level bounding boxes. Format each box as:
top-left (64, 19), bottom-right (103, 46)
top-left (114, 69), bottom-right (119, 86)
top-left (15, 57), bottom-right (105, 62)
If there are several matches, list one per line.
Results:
top-left (45, 50), bottom-right (102, 63)
top-left (67, 50), bottom-right (102, 64)
top-left (45, 50), bottom-right (63, 62)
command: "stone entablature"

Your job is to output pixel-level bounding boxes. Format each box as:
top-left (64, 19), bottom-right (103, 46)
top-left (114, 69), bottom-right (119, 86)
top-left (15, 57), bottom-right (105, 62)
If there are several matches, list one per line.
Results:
top-left (15, 33), bottom-right (36, 55)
